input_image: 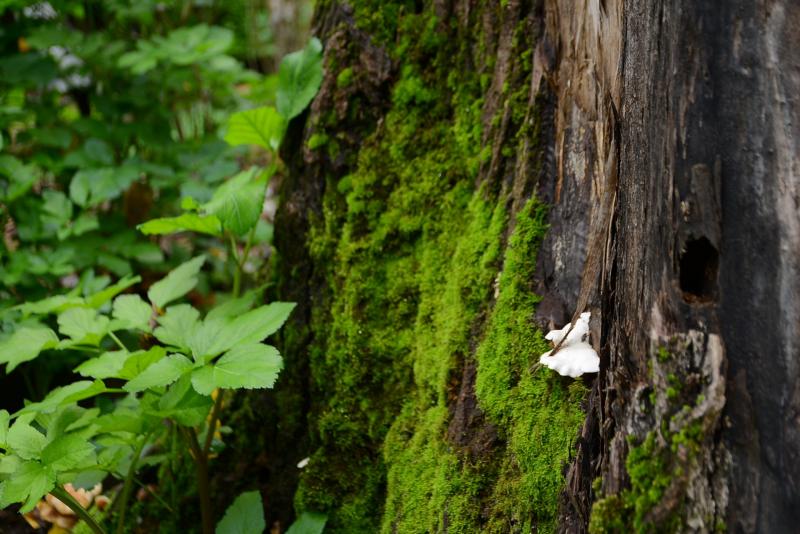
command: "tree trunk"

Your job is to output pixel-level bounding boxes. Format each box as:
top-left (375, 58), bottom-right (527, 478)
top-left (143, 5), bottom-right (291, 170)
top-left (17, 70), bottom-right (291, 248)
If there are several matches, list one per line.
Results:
top-left (257, 0), bottom-right (799, 532)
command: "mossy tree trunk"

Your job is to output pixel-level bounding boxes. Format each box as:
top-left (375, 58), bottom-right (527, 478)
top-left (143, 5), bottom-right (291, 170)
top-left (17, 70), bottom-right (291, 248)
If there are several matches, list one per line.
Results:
top-left (233, 1), bottom-right (799, 532)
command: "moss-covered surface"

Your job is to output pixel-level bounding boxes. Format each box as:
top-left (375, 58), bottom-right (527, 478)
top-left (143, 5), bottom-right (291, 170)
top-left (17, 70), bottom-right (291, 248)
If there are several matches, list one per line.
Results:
top-left (273, 2), bottom-right (588, 532)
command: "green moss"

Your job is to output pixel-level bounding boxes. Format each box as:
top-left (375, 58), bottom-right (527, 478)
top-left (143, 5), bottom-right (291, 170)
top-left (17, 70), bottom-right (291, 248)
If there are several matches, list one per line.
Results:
top-left (336, 67), bottom-right (354, 88)
top-left (290, 3), bottom-right (586, 533)
top-left (307, 133), bottom-right (329, 150)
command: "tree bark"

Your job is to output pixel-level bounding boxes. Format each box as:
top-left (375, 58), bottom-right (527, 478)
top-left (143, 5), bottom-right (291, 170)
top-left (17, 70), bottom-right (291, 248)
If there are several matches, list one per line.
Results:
top-left (261, 1), bottom-right (799, 532)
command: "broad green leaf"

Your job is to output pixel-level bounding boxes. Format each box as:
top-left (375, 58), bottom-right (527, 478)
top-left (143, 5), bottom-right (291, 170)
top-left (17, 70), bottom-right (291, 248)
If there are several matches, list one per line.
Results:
top-left (14, 380), bottom-right (108, 418)
top-left (94, 411), bottom-right (143, 435)
top-left (154, 305), bottom-right (201, 350)
top-left (193, 302), bottom-right (295, 360)
top-left (85, 275), bottom-right (141, 308)
top-left (41, 434), bottom-right (96, 471)
top-left (147, 256), bottom-right (205, 309)
top-left (75, 351), bottom-right (127, 379)
top-left (124, 353), bottom-right (193, 393)
top-left (118, 347), bottom-right (167, 380)
top-left (0, 410), bottom-right (8, 447)
top-left (203, 169), bottom-right (266, 236)
top-left (0, 327), bottom-right (59, 372)
top-left (205, 290), bottom-right (260, 321)
top-left (16, 294), bottom-right (84, 316)
top-left (0, 461), bottom-right (55, 513)
top-left (57, 307), bottom-right (109, 345)
top-left (216, 490), bottom-right (266, 534)
top-left (6, 420), bottom-right (47, 459)
top-left (277, 38), bottom-right (324, 120)
top-left (155, 375), bottom-right (213, 427)
top-left (224, 107), bottom-right (286, 152)
top-left (191, 344), bottom-right (282, 395)
top-left (286, 511), bottom-right (328, 534)
top-left (138, 213), bottom-right (222, 237)
top-left (112, 294), bottom-right (152, 332)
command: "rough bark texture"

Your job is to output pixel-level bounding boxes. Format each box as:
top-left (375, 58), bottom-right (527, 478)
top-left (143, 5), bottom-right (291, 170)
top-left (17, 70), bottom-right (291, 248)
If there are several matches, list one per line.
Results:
top-left (239, 0), bottom-right (799, 532)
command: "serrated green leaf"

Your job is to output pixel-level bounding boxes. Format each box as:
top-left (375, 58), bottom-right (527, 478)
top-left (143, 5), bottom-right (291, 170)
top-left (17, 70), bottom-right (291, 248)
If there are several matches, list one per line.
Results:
top-left (147, 256), bottom-right (205, 309)
top-left (6, 420), bottom-right (47, 459)
top-left (57, 307), bottom-right (109, 345)
top-left (0, 327), bottom-right (59, 372)
top-left (286, 511), bottom-right (327, 534)
top-left (216, 490), bottom-right (266, 534)
top-left (155, 375), bottom-right (213, 426)
top-left (205, 290), bottom-right (260, 321)
top-left (112, 294), bottom-right (152, 332)
top-left (74, 351), bottom-right (127, 379)
top-left (203, 169), bottom-right (265, 236)
top-left (277, 38), bottom-right (323, 120)
top-left (0, 461), bottom-right (55, 513)
top-left (154, 304), bottom-right (201, 350)
top-left (118, 347), bottom-right (167, 380)
top-left (94, 411), bottom-right (143, 435)
top-left (85, 275), bottom-right (141, 308)
top-left (191, 344), bottom-right (282, 395)
top-left (16, 294), bottom-right (85, 316)
top-left (124, 353), bottom-right (193, 393)
top-left (0, 410), bottom-right (9, 447)
top-left (14, 380), bottom-right (108, 418)
top-left (224, 107), bottom-right (286, 152)
top-left (41, 434), bottom-right (96, 471)
top-left (138, 213), bottom-right (222, 236)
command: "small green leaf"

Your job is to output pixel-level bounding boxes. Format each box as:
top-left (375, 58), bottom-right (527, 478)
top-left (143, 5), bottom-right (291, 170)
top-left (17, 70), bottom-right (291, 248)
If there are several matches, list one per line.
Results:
top-left (74, 351), bottom-right (127, 379)
top-left (155, 375), bottom-right (214, 427)
top-left (147, 256), bottom-right (205, 309)
top-left (57, 307), bottom-right (110, 345)
top-left (154, 304), bottom-right (201, 350)
top-left (0, 410), bottom-right (9, 447)
top-left (14, 380), bottom-right (108, 418)
top-left (124, 353), bottom-right (193, 393)
top-left (6, 420), bottom-right (47, 459)
top-left (286, 511), bottom-right (328, 534)
top-left (85, 275), bottom-right (141, 308)
top-left (118, 347), bottom-right (167, 380)
top-left (203, 169), bottom-right (266, 236)
top-left (224, 107), bottom-right (286, 152)
top-left (0, 461), bottom-right (55, 513)
top-left (138, 213), bottom-right (222, 236)
top-left (191, 344), bottom-right (282, 394)
top-left (277, 38), bottom-right (324, 120)
top-left (216, 490), bottom-right (266, 534)
top-left (112, 294), bottom-right (152, 332)
top-left (0, 327), bottom-right (59, 372)
top-left (16, 294), bottom-right (85, 316)
top-left (193, 302), bottom-right (295, 359)
top-left (41, 434), bottom-right (96, 471)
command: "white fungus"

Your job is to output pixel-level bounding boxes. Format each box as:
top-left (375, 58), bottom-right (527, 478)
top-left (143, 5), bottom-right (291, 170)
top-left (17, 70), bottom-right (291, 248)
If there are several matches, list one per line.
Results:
top-left (297, 457), bottom-right (310, 469)
top-left (539, 311), bottom-right (599, 378)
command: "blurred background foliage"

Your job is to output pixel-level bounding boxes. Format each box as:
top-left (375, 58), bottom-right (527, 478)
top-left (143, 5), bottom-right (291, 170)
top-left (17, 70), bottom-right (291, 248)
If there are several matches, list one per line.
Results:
top-left (0, 0), bottom-right (311, 424)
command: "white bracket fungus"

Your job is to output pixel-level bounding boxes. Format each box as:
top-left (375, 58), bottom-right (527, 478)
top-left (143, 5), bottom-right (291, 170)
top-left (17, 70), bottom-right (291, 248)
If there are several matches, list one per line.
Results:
top-left (539, 311), bottom-right (599, 378)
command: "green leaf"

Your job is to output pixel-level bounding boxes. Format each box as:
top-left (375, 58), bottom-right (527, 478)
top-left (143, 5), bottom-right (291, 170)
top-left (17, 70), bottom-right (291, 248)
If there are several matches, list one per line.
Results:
top-left (0, 410), bottom-right (9, 447)
top-left (191, 344), bottom-right (282, 395)
top-left (41, 434), bottom-right (96, 471)
top-left (85, 275), bottom-right (141, 308)
top-left (57, 307), bottom-right (110, 345)
top-left (203, 169), bottom-right (266, 236)
top-left (94, 410), bottom-right (144, 435)
top-left (147, 256), bottom-right (205, 309)
top-left (138, 213), bottom-right (222, 237)
top-left (74, 351), bottom-right (127, 379)
top-left (216, 490), bottom-right (266, 534)
top-left (286, 511), bottom-right (328, 534)
top-left (6, 420), bottom-right (47, 459)
top-left (118, 347), bottom-right (167, 380)
top-left (155, 375), bottom-right (213, 427)
top-left (205, 290), bottom-right (260, 321)
top-left (0, 461), bottom-right (55, 513)
top-left (112, 294), bottom-right (152, 332)
top-left (154, 304), bottom-right (201, 350)
top-left (15, 380), bottom-right (108, 418)
top-left (0, 327), bottom-right (59, 372)
top-left (276, 38), bottom-right (324, 120)
top-left (224, 107), bottom-right (286, 152)
top-left (17, 294), bottom-right (85, 316)
top-left (124, 353), bottom-right (193, 393)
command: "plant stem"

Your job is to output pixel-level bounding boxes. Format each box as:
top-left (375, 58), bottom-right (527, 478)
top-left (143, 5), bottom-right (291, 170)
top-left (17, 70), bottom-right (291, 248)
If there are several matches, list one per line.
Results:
top-left (182, 427), bottom-right (214, 534)
top-left (115, 435), bottom-right (147, 534)
top-left (202, 390), bottom-right (225, 457)
top-left (229, 233), bottom-right (242, 298)
top-left (108, 331), bottom-right (129, 352)
top-left (51, 485), bottom-right (106, 534)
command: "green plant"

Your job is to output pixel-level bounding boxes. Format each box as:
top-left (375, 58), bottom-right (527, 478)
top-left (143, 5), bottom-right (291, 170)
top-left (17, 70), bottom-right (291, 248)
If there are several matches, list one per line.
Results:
top-left (0, 4), bottom-right (325, 531)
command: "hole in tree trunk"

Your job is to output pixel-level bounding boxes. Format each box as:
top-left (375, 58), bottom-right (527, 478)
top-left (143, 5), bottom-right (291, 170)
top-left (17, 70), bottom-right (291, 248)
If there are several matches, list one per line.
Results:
top-left (679, 237), bottom-right (719, 302)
